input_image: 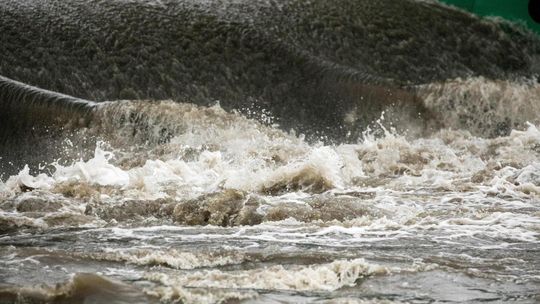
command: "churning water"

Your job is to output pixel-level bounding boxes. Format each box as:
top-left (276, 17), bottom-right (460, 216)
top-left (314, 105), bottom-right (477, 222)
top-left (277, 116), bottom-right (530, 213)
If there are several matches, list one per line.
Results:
top-left (1, 77), bottom-right (540, 303)
top-left (1, 0), bottom-right (540, 302)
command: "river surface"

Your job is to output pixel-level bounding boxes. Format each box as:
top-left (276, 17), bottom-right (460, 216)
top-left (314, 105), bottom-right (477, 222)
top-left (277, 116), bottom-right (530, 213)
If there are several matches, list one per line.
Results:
top-left (1, 0), bottom-right (540, 302)
top-left (1, 94), bottom-right (540, 303)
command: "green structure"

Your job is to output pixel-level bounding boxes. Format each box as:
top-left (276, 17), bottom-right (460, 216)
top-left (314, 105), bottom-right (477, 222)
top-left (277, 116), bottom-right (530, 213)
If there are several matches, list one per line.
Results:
top-left (439, 0), bottom-right (540, 34)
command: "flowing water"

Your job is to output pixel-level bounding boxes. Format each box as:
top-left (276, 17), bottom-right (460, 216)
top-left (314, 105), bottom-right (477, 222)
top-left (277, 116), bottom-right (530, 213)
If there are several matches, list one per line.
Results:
top-left (1, 0), bottom-right (540, 302)
top-left (1, 76), bottom-right (540, 303)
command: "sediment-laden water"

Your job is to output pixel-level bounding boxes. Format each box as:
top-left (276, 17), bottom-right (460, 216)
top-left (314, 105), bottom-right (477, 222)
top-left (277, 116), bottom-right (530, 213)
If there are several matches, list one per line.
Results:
top-left (1, 0), bottom-right (540, 303)
top-left (1, 88), bottom-right (540, 302)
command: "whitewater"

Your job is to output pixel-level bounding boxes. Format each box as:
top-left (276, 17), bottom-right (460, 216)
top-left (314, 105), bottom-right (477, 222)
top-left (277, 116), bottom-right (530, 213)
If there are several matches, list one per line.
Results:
top-left (1, 0), bottom-right (540, 302)
top-left (1, 78), bottom-right (539, 302)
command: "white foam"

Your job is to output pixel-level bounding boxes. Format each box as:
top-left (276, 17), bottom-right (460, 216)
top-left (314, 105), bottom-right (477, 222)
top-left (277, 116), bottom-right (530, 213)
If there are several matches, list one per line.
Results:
top-left (9, 104), bottom-right (540, 198)
top-left (98, 248), bottom-right (245, 269)
top-left (1, 103), bottom-right (539, 251)
top-left (145, 258), bottom-right (389, 292)
top-left (5, 165), bottom-right (54, 191)
top-left (50, 145), bottom-right (130, 187)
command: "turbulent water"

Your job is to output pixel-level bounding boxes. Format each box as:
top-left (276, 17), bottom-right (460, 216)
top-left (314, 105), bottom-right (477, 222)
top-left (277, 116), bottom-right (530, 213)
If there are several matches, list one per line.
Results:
top-left (1, 0), bottom-right (540, 303)
top-left (1, 77), bottom-right (540, 303)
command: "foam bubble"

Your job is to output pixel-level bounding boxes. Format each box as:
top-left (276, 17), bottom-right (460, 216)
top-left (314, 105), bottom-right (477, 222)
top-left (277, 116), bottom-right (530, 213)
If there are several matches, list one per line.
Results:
top-left (145, 258), bottom-right (389, 292)
top-left (81, 248), bottom-right (246, 270)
